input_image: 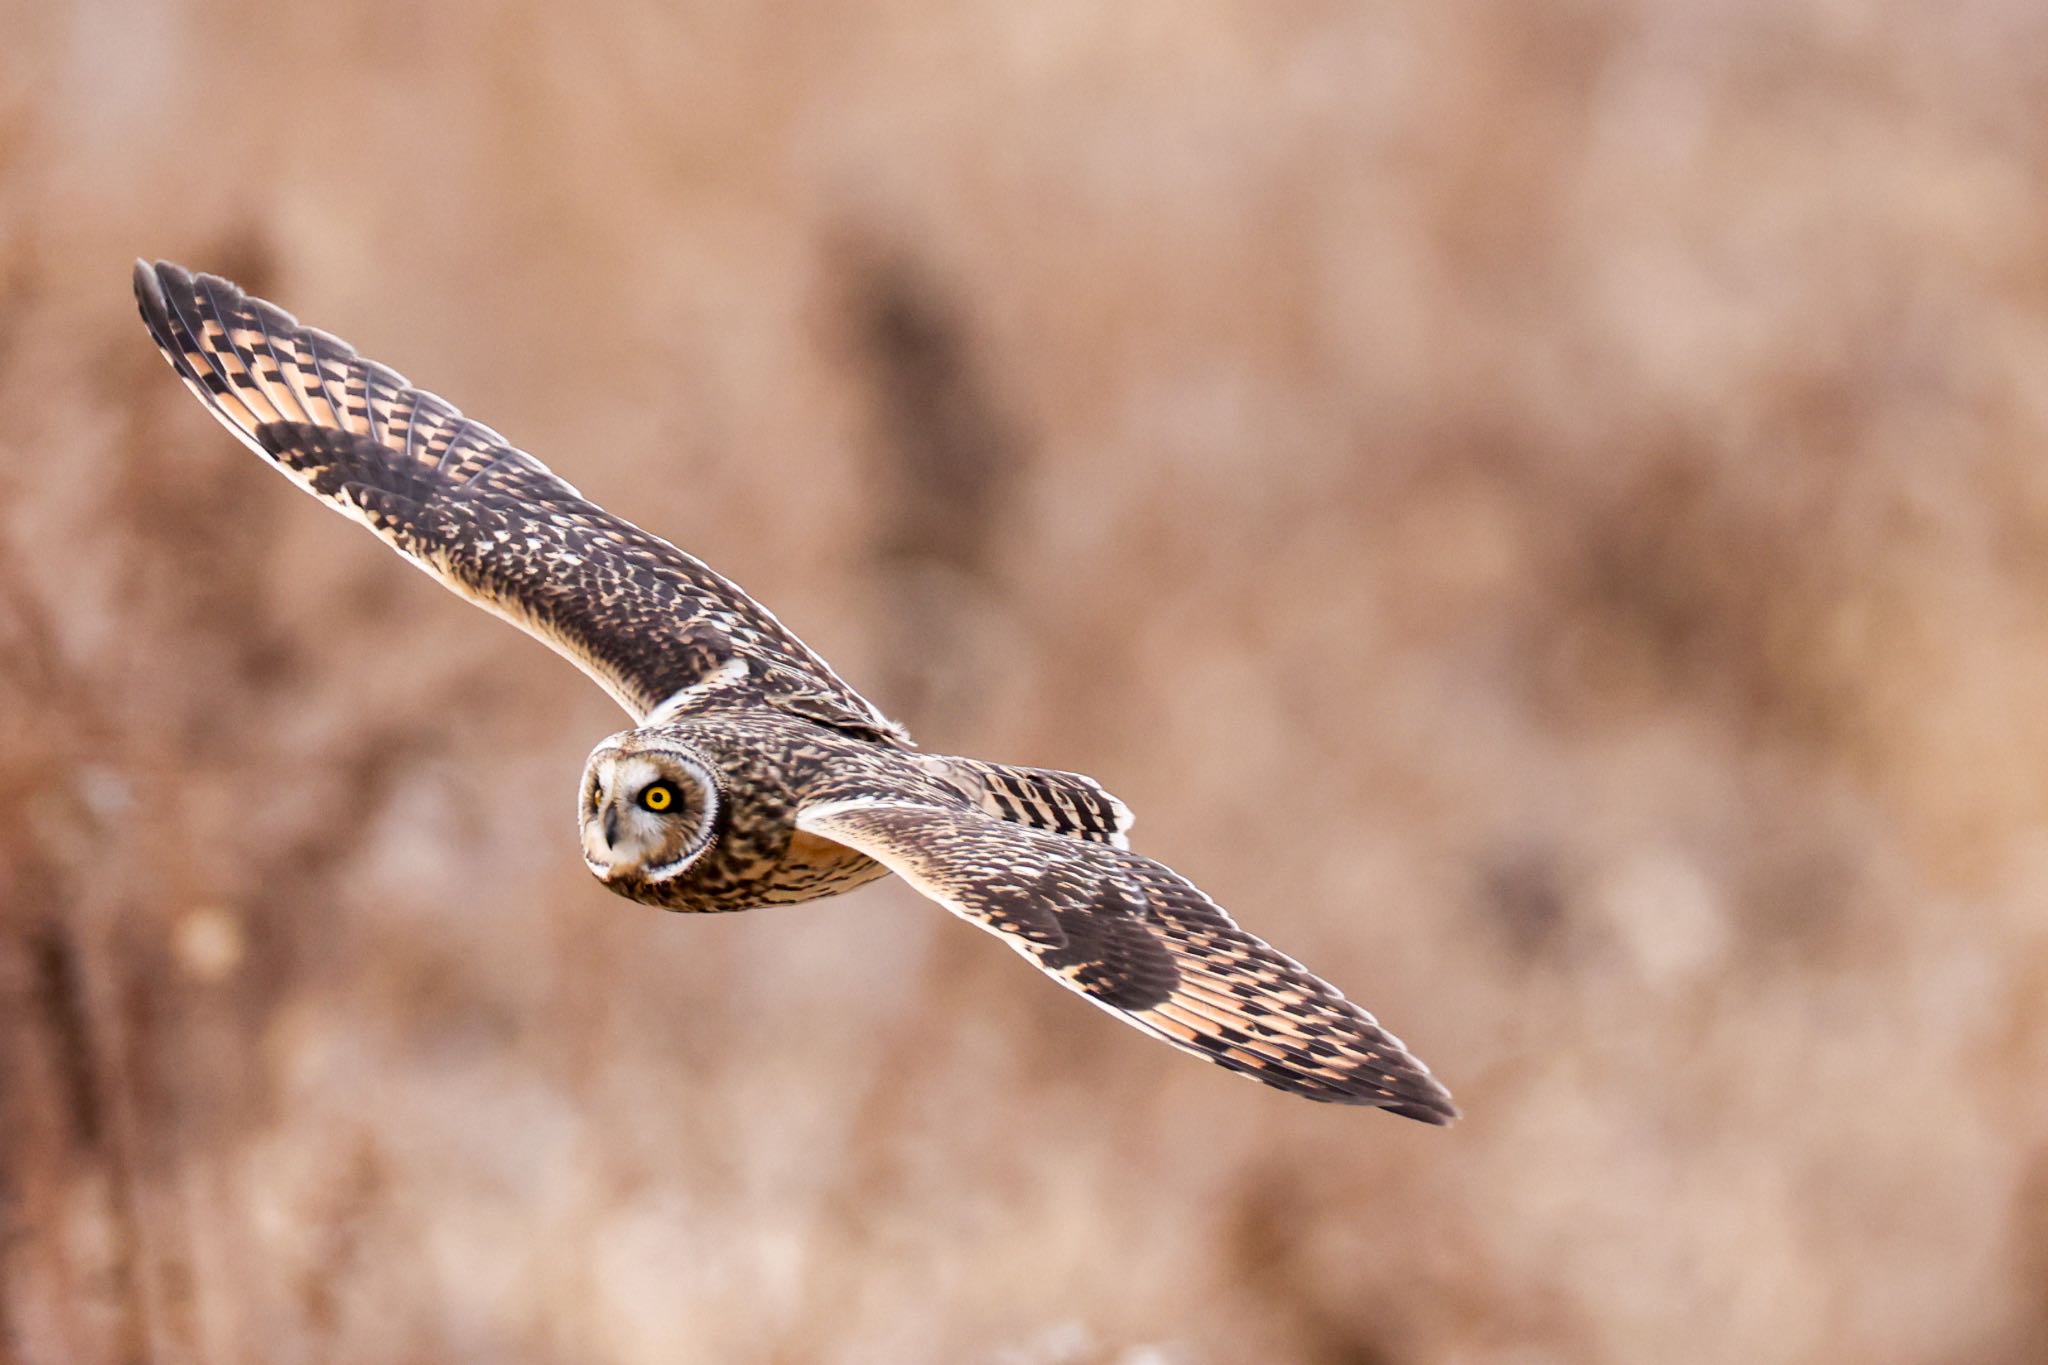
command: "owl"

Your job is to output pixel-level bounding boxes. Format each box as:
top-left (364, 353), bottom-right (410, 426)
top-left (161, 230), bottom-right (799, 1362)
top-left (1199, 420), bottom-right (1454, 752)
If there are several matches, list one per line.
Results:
top-left (134, 260), bottom-right (1456, 1122)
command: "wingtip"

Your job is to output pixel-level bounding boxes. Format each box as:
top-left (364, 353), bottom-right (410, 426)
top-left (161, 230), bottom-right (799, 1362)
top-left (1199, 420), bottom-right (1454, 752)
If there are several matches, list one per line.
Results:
top-left (1325, 1044), bottom-right (1459, 1124)
top-left (134, 259), bottom-right (209, 305)
top-left (132, 259), bottom-right (177, 352)
top-left (1359, 1074), bottom-right (1459, 1125)
top-left (1392, 1092), bottom-right (1461, 1126)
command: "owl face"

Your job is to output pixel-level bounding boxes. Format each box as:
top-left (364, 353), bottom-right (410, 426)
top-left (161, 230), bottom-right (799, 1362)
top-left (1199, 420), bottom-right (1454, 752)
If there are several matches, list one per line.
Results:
top-left (579, 738), bottom-right (721, 885)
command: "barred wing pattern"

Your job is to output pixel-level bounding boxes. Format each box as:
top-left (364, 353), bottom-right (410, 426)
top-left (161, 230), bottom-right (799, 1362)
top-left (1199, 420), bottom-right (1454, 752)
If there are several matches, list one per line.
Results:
top-left (918, 755), bottom-right (1135, 848)
top-left (797, 797), bottom-right (1457, 1120)
top-left (133, 260), bottom-right (902, 738)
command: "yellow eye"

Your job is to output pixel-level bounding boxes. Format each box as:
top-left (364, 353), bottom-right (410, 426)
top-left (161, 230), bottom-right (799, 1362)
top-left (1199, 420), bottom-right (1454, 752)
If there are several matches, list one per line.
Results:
top-left (640, 783), bottom-right (674, 812)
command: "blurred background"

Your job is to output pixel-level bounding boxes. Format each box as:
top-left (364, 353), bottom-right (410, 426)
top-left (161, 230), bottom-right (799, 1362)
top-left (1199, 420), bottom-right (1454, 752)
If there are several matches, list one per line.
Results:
top-left (4, 2), bottom-right (2048, 1361)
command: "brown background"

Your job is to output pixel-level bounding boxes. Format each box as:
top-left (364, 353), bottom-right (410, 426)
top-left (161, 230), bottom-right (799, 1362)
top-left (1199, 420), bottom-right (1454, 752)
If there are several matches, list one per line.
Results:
top-left (5, 3), bottom-right (2048, 1362)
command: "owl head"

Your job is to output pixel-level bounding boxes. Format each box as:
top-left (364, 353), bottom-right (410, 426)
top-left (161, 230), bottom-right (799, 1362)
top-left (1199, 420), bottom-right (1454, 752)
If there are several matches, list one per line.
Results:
top-left (579, 734), bottom-right (721, 885)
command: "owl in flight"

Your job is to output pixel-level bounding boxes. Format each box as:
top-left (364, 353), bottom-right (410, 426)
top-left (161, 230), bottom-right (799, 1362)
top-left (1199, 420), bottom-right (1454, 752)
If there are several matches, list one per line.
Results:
top-left (134, 260), bottom-right (1456, 1122)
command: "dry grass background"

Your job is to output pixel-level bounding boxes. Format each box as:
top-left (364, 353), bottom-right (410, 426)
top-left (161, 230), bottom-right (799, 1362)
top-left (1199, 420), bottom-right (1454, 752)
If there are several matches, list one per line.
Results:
top-left (4, 2), bottom-right (2048, 1361)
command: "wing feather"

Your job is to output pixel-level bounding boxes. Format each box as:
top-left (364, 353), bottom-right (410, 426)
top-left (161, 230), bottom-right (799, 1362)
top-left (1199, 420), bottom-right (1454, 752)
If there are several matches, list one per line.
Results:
top-left (134, 259), bottom-right (903, 738)
top-left (797, 795), bottom-right (1456, 1121)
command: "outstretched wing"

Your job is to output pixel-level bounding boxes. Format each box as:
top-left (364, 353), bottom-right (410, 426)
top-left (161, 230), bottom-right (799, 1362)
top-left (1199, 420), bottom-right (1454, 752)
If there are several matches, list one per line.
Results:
top-left (797, 795), bottom-right (1456, 1121)
top-left (133, 260), bottom-right (904, 739)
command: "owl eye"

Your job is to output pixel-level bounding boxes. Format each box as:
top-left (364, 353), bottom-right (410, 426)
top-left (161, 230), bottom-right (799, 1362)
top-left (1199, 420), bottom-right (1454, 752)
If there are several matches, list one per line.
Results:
top-left (640, 782), bottom-right (676, 813)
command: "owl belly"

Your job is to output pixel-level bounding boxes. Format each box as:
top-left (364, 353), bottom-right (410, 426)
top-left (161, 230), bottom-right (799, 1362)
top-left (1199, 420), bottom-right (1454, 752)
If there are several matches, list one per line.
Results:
top-left (756, 829), bottom-right (893, 904)
top-left (647, 826), bottom-right (889, 912)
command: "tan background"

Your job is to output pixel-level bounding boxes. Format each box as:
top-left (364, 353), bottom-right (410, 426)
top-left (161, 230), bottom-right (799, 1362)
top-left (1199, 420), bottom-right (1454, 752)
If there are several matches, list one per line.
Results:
top-left (5, 3), bottom-right (2048, 1362)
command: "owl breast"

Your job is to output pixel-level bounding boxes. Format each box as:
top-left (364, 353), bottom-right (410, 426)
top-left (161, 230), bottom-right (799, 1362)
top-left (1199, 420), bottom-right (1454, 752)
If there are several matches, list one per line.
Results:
top-left (634, 820), bottom-right (889, 912)
top-left (756, 829), bottom-right (892, 904)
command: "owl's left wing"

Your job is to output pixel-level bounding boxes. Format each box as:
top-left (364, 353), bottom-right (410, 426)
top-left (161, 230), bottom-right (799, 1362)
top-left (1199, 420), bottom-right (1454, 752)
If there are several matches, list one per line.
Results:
top-left (796, 795), bottom-right (1457, 1121)
top-left (133, 260), bottom-right (903, 739)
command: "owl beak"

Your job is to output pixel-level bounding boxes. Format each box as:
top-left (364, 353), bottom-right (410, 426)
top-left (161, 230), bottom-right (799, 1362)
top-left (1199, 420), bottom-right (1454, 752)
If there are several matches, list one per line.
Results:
top-left (584, 800), bottom-right (635, 881)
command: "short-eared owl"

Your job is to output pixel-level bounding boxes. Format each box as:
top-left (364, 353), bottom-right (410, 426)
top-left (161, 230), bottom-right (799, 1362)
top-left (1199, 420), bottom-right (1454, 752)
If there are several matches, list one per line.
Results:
top-left (135, 260), bottom-right (1456, 1122)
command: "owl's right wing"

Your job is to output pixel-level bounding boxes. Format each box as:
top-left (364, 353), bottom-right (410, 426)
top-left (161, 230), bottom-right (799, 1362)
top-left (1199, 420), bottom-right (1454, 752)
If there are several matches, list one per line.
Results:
top-left (134, 260), bottom-right (904, 740)
top-left (796, 793), bottom-right (1457, 1121)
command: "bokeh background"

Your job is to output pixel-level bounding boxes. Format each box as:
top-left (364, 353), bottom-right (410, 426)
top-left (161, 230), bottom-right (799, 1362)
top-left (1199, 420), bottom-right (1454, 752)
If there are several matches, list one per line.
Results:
top-left (5, 3), bottom-right (2048, 1361)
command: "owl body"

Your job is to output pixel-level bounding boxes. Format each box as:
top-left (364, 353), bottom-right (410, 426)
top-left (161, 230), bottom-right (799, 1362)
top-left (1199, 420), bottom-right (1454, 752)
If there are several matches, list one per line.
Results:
top-left (135, 259), bottom-right (1460, 1121)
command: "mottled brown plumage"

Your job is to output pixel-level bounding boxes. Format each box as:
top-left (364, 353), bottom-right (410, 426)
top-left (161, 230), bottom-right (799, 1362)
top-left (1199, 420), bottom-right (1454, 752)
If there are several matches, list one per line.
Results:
top-left (134, 259), bottom-right (1457, 1121)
